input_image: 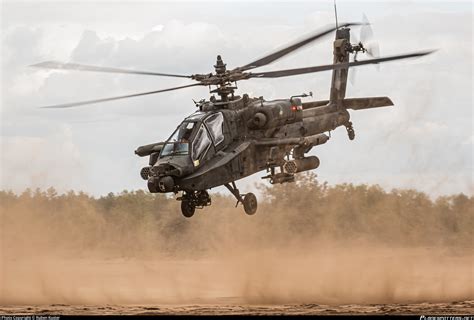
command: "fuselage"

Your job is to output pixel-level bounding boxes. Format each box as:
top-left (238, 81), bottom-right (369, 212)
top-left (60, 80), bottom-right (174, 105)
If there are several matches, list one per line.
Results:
top-left (139, 94), bottom-right (350, 193)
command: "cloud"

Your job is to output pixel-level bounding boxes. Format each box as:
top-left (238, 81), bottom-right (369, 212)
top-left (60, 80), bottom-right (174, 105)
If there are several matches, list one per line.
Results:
top-left (0, 125), bottom-right (84, 193)
top-left (0, 1), bottom-right (472, 196)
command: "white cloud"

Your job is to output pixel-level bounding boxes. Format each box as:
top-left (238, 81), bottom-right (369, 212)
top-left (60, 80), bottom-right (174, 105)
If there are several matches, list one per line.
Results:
top-left (0, 125), bottom-right (84, 193)
top-left (0, 1), bottom-right (472, 196)
top-left (404, 121), bottom-right (449, 136)
top-left (151, 24), bottom-right (164, 32)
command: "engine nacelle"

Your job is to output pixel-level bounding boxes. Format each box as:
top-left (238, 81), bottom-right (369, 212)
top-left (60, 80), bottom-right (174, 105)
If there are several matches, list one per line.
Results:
top-left (248, 99), bottom-right (303, 130)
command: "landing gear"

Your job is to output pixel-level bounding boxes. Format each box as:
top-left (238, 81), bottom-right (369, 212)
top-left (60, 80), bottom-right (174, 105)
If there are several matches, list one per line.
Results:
top-left (243, 193), bottom-right (257, 215)
top-left (178, 190), bottom-right (211, 218)
top-left (224, 181), bottom-right (258, 215)
top-left (345, 121), bottom-right (355, 140)
top-left (181, 200), bottom-right (195, 218)
top-left (178, 183), bottom-right (258, 217)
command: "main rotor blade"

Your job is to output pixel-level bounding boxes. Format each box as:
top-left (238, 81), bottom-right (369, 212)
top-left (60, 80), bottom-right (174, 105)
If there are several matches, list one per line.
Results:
top-left (236, 22), bottom-right (363, 72)
top-left (249, 50), bottom-right (435, 78)
top-left (31, 61), bottom-right (192, 78)
top-left (40, 83), bottom-right (203, 109)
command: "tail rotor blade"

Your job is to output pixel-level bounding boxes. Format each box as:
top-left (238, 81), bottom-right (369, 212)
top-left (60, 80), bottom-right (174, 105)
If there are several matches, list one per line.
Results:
top-left (360, 14), bottom-right (380, 59)
top-left (349, 67), bottom-right (357, 86)
top-left (352, 13), bottom-right (380, 79)
top-left (360, 13), bottom-right (373, 44)
top-left (367, 41), bottom-right (381, 70)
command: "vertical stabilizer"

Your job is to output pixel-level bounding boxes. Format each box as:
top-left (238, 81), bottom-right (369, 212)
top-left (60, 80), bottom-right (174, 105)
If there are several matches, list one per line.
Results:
top-left (329, 28), bottom-right (350, 104)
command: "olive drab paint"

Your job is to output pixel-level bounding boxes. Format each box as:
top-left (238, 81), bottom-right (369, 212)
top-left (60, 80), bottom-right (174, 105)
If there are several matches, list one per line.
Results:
top-left (33, 20), bottom-right (434, 217)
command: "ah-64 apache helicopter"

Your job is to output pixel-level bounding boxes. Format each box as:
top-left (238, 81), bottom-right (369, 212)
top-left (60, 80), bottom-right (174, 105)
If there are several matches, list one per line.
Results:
top-left (32, 18), bottom-right (434, 218)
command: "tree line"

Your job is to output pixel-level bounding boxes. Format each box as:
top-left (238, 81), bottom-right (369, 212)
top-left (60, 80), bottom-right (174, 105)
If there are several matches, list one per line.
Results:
top-left (1, 173), bottom-right (472, 258)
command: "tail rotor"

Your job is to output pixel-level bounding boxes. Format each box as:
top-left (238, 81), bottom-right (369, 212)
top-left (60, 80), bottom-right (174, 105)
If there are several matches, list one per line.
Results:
top-left (360, 14), bottom-right (380, 67)
top-left (349, 14), bottom-right (381, 86)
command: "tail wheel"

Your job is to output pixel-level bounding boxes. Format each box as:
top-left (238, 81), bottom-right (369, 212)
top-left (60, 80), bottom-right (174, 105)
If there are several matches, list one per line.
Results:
top-left (181, 200), bottom-right (195, 218)
top-left (348, 128), bottom-right (355, 140)
top-left (243, 193), bottom-right (258, 215)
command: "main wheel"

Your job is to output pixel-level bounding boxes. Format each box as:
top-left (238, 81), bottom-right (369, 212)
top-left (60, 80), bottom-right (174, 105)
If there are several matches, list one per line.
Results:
top-left (243, 193), bottom-right (257, 215)
top-left (181, 200), bottom-right (195, 218)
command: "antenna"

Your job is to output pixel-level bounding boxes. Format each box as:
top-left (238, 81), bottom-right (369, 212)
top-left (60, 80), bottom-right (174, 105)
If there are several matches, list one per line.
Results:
top-left (333, 0), bottom-right (339, 30)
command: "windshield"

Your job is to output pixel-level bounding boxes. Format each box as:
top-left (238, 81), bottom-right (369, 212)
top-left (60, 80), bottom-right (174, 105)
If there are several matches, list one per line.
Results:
top-left (161, 121), bottom-right (196, 157)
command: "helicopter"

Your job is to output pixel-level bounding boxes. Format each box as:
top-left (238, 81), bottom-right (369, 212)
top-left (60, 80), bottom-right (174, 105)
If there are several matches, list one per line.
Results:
top-left (32, 19), bottom-right (434, 218)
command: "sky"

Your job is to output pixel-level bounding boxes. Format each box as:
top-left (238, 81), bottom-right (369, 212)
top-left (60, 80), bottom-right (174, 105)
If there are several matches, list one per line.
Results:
top-left (0, 0), bottom-right (472, 197)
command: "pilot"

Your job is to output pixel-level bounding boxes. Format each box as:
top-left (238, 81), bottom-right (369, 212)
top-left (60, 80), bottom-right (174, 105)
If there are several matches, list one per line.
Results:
top-left (181, 128), bottom-right (193, 143)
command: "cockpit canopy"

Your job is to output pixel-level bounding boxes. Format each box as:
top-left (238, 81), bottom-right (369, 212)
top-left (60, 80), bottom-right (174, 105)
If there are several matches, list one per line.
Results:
top-left (160, 111), bottom-right (225, 164)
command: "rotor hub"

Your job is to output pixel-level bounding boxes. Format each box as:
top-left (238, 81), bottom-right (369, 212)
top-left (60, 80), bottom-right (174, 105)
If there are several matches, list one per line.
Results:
top-left (214, 55), bottom-right (227, 75)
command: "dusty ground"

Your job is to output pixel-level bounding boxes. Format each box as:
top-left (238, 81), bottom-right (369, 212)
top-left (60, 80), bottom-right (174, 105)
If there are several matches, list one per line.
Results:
top-left (1, 301), bottom-right (473, 315)
top-left (1, 189), bottom-right (473, 315)
top-left (1, 251), bottom-right (473, 315)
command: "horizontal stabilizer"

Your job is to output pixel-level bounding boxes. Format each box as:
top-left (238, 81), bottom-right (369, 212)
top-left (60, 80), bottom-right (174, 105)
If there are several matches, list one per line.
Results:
top-left (343, 97), bottom-right (394, 110)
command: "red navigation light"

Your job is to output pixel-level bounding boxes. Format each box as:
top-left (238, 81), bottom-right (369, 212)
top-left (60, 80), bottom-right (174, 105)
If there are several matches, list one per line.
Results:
top-left (291, 105), bottom-right (302, 112)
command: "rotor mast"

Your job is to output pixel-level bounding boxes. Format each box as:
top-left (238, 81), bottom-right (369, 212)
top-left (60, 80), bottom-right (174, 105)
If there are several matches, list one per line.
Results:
top-left (210, 55), bottom-right (236, 102)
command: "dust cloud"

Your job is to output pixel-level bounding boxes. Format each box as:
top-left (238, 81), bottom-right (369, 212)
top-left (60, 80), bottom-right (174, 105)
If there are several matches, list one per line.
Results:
top-left (1, 175), bottom-right (473, 306)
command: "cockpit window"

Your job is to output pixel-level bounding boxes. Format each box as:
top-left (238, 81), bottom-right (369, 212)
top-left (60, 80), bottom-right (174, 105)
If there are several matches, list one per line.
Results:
top-left (204, 112), bottom-right (224, 146)
top-left (161, 121), bottom-right (196, 157)
top-left (192, 124), bottom-right (212, 161)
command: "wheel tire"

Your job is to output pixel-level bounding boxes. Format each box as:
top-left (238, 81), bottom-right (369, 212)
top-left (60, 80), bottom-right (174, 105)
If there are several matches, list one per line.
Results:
top-left (181, 200), bottom-right (195, 218)
top-left (243, 193), bottom-right (258, 215)
top-left (348, 129), bottom-right (355, 141)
